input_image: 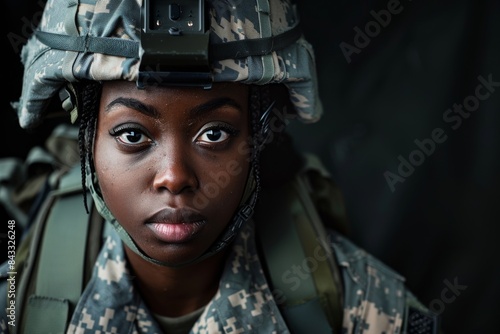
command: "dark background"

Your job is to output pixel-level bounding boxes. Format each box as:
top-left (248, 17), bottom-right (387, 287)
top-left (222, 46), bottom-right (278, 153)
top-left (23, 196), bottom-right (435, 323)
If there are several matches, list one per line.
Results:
top-left (2, 0), bottom-right (498, 333)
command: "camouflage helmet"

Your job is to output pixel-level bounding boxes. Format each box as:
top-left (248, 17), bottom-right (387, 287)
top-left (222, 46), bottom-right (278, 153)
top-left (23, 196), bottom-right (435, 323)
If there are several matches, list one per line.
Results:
top-left (14, 0), bottom-right (323, 129)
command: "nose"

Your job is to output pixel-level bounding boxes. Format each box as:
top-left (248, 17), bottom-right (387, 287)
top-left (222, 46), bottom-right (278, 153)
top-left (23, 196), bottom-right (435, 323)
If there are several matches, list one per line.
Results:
top-left (152, 144), bottom-right (199, 194)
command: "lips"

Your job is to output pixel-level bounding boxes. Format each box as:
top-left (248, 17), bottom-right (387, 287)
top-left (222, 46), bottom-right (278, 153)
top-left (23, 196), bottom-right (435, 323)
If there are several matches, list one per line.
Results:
top-left (146, 208), bottom-right (207, 243)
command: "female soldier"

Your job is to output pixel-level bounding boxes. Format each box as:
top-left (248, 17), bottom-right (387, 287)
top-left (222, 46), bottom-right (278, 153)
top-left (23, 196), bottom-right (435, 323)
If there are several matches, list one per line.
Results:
top-left (1, 0), bottom-right (439, 333)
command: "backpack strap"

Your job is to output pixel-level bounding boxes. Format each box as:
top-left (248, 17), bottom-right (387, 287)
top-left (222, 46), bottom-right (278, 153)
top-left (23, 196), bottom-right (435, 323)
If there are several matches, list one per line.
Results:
top-left (13, 165), bottom-right (102, 334)
top-left (0, 158), bottom-right (28, 228)
top-left (255, 153), bottom-right (344, 333)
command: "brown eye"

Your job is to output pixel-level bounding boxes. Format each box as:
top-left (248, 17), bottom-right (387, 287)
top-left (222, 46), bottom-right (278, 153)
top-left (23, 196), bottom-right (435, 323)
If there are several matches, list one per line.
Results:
top-left (118, 130), bottom-right (147, 144)
top-left (200, 129), bottom-right (228, 143)
top-left (195, 123), bottom-right (239, 146)
top-left (110, 124), bottom-right (153, 146)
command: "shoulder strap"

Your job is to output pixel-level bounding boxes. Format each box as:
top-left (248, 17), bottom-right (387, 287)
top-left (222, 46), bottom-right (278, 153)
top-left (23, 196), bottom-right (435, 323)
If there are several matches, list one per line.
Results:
top-left (13, 165), bottom-right (103, 334)
top-left (254, 153), bottom-right (344, 334)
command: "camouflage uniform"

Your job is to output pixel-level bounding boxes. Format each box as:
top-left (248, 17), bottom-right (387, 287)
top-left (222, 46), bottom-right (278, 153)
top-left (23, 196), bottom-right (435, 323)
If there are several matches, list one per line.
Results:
top-left (1, 218), bottom-right (425, 333)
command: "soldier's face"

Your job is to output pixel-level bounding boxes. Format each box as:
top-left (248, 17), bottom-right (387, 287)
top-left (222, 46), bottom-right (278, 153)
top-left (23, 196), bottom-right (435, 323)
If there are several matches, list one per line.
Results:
top-left (94, 81), bottom-right (251, 266)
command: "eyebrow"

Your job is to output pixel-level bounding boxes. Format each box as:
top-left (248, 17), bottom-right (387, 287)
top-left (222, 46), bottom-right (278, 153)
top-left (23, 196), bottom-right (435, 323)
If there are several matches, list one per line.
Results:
top-left (105, 97), bottom-right (159, 118)
top-left (105, 96), bottom-right (243, 119)
top-left (189, 97), bottom-right (243, 118)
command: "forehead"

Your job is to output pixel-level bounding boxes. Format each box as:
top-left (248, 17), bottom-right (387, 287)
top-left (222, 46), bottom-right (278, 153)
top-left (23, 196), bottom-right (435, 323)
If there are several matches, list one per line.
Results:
top-left (100, 81), bottom-right (250, 106)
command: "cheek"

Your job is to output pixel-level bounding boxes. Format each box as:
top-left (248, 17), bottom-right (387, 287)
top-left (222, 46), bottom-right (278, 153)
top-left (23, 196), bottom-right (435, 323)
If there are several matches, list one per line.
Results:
top-left (195, 142), bottom-right (252, 220)
top-left (94, 129), bottom-right (116, 191)
top-left (93, 129), bottom-right (142, 221)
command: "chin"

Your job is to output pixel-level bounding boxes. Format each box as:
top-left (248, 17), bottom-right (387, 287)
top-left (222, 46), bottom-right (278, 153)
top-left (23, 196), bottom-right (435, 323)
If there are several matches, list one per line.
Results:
top-left (142, 241), bottom-right (213, 268)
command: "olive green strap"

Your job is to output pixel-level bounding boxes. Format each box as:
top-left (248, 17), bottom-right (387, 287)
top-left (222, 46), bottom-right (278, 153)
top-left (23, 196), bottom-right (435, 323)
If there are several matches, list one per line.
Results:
top-left (255, 180), bottom-right (340, 333)
top-left (280, 297), bottom-right (332, 333)
top-left (34, 186), bottom-right (88, 302)
top-left (293, 173), bottom-right (344, 332)
top-left (256, 182), bottom-right (319, 303)
top-left (23, 166), bottom-right (90, 333)
top-left (25, 296), bottom-right (70, 334)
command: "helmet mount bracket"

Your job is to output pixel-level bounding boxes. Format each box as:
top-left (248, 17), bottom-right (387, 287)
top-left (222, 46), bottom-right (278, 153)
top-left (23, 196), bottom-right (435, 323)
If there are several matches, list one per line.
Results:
top-left (138, 0), bottom-right (213, 89)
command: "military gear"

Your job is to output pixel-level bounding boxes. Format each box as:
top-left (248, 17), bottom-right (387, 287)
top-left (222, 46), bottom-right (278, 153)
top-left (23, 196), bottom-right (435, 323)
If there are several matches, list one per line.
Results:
top-left (14, 0), bottom-right (322, 130)
top-left (3, 0), bottom-right (440, 332)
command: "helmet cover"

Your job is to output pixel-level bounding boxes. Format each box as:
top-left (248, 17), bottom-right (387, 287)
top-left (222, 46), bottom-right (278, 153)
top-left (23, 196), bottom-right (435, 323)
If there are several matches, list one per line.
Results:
top-left (14, 0), bottom-right (323, 129)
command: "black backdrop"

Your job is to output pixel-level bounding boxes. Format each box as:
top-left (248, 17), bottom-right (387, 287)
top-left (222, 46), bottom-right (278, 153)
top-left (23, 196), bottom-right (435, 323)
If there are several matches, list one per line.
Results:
top-left (2, 0), bottom-right (499, 333)
top-left (292, 1), bottom-right (499, 333)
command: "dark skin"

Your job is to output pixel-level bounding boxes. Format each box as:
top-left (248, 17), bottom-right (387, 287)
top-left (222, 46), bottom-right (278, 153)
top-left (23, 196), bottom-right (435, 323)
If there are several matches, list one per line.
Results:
top-left (93, 81), bottom-right (251, 317)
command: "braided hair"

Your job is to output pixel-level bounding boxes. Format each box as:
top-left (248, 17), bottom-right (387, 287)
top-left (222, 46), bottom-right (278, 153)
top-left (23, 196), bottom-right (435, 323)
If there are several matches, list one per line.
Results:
top-left (75, 81), bottom-right (101, 213)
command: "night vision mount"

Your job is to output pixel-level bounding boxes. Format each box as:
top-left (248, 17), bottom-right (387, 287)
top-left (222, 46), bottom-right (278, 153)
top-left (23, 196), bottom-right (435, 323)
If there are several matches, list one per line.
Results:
top-left (138, 0), bottom-right (212, 89)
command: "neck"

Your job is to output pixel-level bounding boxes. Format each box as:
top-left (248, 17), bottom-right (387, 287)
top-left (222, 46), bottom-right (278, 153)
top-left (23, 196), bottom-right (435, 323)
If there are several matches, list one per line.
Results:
top-left (124, 246), bottom-right (228, 317)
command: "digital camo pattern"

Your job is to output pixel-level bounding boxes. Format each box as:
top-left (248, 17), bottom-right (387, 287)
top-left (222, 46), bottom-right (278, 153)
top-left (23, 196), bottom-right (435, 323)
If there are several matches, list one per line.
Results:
top-left (65, 220), bottom-right (289, 333)
top-left (330, 232), bottom-right (407, 333)
top-left (0, 219), bottom-right (430, 333)
top-left (14, 0), bottom-right (322, 129)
